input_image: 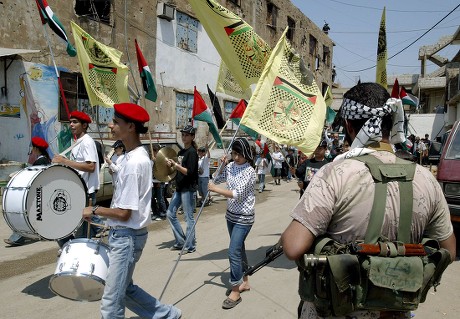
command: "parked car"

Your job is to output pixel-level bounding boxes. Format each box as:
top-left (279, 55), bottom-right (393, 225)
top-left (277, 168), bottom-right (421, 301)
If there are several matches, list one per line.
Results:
top-left (436, 120), bottom-right (460, 225)
top-left (96, 139), bottom-right (182, 203)
top-left (427, 140), bottom-right (443, 165)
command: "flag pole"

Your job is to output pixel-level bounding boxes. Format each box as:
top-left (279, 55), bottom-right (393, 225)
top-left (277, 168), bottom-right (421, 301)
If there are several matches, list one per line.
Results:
top-left (208, 119), bottom-right (229, 151)
top-left (138, 95), bottom-right (155, 160)
top-left (159, 119), bottom-right (244, 301)
top-left (40, 23), bottom-right (75, 142)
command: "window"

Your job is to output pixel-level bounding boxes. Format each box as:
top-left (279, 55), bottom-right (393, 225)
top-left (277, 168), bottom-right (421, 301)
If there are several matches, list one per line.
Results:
top-left (75, 0), bottom-right (111, 24)
top-left (267, 2), bottom-right (278, 28)
top-left (287, 17), bottom-right (295, 41)
top-left (59, 71), bottom-right (90, 122)
top-left (323, 45), bottom-right (331, 67)
top-left (176, 11), bottom-right (198, 53)
top-left (309, 35), bottom-right (317, 56)
top-left (227, 0), bottom-right (241, 6)
top-left (176, 92), bottom-right (194, 128)
top-left (224, 100), bottom-right (238, 130)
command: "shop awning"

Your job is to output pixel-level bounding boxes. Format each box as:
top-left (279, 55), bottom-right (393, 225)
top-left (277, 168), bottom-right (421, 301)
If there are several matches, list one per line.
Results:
top-left (0, 47), bottom-right (40, 58)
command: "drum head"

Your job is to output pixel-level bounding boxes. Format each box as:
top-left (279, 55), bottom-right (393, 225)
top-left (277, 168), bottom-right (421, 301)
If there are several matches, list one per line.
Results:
top-left (26, 165), bottom-right (87, 240)
top-left (49, 274), bottom-right (105, 301)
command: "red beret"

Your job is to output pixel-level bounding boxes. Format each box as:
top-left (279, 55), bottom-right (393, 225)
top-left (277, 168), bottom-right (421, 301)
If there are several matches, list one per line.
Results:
top-left (69, 111), bottom-right (92, 123)
top-left (31, 137), bottom-right (49, 149)
top-left (114, 103), bottom-right (150, 123)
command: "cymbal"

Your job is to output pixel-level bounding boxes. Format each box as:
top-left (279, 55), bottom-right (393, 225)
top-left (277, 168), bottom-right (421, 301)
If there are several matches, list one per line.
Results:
top-left (154, 147), bottom-right (178, 182)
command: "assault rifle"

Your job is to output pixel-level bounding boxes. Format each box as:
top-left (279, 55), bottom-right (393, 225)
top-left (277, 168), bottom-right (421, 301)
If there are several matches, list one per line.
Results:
top-left (244, 241), bottom-right (284, 276)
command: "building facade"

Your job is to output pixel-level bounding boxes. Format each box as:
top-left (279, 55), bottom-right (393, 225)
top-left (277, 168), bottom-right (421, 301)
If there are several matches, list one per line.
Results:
top-left (0, 0), bottom-right (334, 162)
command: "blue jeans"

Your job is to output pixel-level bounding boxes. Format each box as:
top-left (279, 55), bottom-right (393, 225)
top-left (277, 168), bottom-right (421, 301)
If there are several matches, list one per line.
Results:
top-left (152, 183), bottom-right (167, 216)
top-left (257, 174), bottom-right (265, 191)
top-left (198, 177), bottom-right (209, 201)
top-left (166, 191), bottom-right (196, 250)
top-left (226, 220), bottom-right (252, 286)
top-left (101, 227), bottom-right (181, 319)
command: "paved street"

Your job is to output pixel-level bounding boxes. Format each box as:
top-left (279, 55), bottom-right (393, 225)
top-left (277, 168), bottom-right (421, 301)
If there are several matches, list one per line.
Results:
top-left (1, 179), bottom-right (460, 318)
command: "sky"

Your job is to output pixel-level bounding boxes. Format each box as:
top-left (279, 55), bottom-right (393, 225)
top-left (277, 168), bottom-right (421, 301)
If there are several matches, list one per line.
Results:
top-left (291, 0), bottom-right (460, 88)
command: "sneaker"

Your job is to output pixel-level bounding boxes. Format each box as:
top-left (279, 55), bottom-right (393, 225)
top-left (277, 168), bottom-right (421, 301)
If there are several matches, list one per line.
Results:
top-left (179, 248), bottom-right (196, 255)
top-left (175, 307), bottom-right (182, 319)
top-left (154, 217), bottom-right (162, 221)
top-left (258, 190), bottom-right (262, 193)
top-left (170, 245), bottom-right (183, 251)
top-left (4, 239), bottom-right (23, 246)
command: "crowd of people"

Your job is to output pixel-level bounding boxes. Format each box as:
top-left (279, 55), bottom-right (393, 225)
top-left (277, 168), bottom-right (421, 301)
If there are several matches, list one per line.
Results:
top-left (2, 82), bottom-right (456, 318)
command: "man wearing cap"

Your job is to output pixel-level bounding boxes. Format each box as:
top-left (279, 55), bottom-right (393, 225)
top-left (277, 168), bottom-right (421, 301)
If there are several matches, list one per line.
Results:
top-left (53, 110), bottom-right (100, 244)
top-left (82, 102), bottom-right (182, 319)
top-left (165, 124), bottom-right (199, 254)
top-left (292, 140), bottom-right (328, 199)
top-left (281, 83), bottom-right (456, 319)
top-left (4, 136), bottom-right (51, 246)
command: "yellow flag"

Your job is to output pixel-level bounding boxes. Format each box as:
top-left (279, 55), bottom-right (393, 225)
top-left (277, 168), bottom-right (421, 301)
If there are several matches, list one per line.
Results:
top-left (71, 21), bottom-right (129, 107)
top-left (188, 0), bottom-right (271, 90)
top-left (376, 7), bottom-right (387, 89)
top-left (241, 28), bottom-right (326, 156)
top-left (324, 85), bottom-right (333, 108)
top-left (215, 61), bottom-right (252, 100)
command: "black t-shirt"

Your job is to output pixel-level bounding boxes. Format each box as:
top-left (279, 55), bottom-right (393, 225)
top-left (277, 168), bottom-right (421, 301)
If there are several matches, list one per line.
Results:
top-left (33, 156), bottom-right (51, 166)
top-left (175, 146), bottom-right (198, 192)
top-left (295, 157), bottom-right (328, 190)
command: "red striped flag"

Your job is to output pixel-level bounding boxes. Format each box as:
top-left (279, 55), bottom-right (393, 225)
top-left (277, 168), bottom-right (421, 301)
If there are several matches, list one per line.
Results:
top-left (35, 0), bottom-right (76, 57)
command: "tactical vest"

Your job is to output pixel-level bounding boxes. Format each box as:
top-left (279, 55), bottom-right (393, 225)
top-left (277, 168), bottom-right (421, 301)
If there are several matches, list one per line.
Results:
top-left (296, 155), bottom-right (451, 317)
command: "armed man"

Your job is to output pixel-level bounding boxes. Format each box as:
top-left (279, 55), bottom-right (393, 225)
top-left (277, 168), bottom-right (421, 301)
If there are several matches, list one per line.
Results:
top-left (281, 82), bottom-right (456, 319)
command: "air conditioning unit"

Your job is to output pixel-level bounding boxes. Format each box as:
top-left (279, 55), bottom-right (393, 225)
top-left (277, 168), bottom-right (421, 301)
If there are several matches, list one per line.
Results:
top-left (157, 2), bottom-right (175, 21)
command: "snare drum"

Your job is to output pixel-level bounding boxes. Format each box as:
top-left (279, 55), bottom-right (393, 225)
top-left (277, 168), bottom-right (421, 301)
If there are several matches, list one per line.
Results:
top-left (49, 238), bottom-right (110, 301)
top-left (2, 164), bottom-right (88, 240)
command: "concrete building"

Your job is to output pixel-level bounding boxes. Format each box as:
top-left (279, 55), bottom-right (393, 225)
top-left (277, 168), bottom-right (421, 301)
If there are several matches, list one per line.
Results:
top-left (0, 0), bottom-right (334, 163)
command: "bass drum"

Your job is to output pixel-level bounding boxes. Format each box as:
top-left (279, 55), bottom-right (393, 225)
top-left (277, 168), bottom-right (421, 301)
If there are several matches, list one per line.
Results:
top-left (2, 164), bottom-right (88, 240)
top-left (49, 238), bottom-right (110, 301)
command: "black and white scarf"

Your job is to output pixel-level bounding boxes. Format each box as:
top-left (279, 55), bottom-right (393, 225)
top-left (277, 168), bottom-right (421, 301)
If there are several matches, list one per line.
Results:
top-left (340, 97), bottom-right (405, 149)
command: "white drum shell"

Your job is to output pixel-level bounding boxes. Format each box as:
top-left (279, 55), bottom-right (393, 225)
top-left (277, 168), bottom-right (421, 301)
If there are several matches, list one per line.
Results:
top-left (49, 238), bottom-right (110, 301)
top-left (2, 165), bottom-right (87, 240)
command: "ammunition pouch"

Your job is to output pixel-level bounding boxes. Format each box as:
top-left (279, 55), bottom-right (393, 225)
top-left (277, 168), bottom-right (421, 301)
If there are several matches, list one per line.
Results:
top-left (297, 238), bottom-right (451, 317)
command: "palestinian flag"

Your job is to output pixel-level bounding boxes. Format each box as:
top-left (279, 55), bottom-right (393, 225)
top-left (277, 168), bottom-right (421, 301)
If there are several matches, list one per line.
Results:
top-left (229, 100), bottom-right (258, 139)
top-left (135, 39), bottom-right (157, 102)
top-left (400, 86), bottom-right (419, 108)
top-left (192, 87), bottom-right (223, 148)
top-left (35, 0), bottom-right (76, 57)
top-left (207, 84), bottom-right (225, 129)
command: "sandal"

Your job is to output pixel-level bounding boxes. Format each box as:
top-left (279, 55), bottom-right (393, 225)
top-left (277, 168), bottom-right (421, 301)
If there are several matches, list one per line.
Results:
top-left (222, 297), bottom-right (242, 309)
top-left (225, 287), bottom-right (250, 296)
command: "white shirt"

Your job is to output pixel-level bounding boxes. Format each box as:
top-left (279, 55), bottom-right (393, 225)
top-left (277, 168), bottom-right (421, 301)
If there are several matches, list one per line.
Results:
top-left (70, 134), bottom-right (100, 193)
top-left (198, 155), bottom-right (210, 178)
top-left (109, 153), bottom-right (126, 187)
top-left (255, 157), bottom-right (268, 174)
top-left (108, 146), bottom-right (152, 229)
top-left (271, 151), bottom-right (284, 169)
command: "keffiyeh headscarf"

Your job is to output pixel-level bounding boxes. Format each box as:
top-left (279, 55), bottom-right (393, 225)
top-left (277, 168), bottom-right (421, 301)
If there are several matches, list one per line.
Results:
top-left (231, 138), bottom-right (253, 161)
top-left (340, 97), bottom-right (405, 149)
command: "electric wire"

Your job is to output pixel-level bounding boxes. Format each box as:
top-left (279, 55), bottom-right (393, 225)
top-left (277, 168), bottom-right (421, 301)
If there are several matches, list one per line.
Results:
top-left (341, 2), bottom-right (460, 73)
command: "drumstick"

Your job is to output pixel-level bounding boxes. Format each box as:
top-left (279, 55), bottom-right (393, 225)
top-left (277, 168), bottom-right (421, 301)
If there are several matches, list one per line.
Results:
top-left (87, 198), bottom-right (93, 239)
top-left (59, 138), bottom-right (83, 157)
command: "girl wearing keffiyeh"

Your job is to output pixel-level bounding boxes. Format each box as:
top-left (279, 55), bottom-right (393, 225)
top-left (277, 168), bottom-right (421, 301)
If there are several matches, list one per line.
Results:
top-left (209, 137), bottom-right (256, 310)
